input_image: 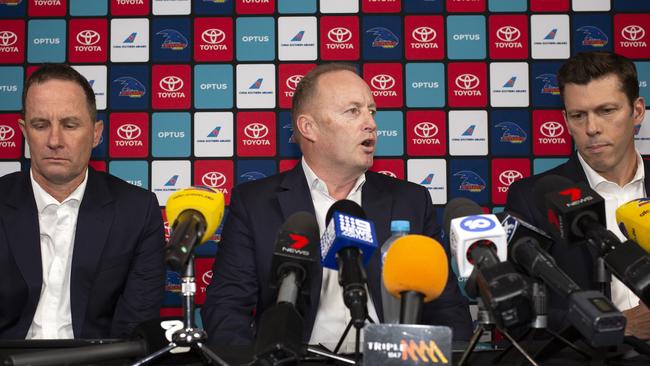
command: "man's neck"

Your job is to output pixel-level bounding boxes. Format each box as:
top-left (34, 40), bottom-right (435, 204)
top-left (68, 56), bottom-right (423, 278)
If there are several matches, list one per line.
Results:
top-left (32, 170), bottom-right (86, 203)
top-left (303, 158), bottom-right (363, 200)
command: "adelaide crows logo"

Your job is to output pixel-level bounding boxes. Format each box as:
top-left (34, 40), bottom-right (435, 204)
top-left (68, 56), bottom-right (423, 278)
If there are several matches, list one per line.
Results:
top-left (366, 27), bottom-right (399, 48)
top-left (113, 77), bottom-right (146, 98)
top-left (576, 26), bottom-right (608, 48)
top-left (156, 29), bottom-right (189, 51)
top-left (536, 74), bottom-right (560, 95)
top-left (454, 171), bottom-right (486, 193)
top-left (495, 121), bottom-right (527, 144)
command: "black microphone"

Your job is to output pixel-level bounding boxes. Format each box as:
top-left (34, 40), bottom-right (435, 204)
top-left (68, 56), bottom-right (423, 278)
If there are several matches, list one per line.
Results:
top-left (533, 175), bottom-right (650, 306)
top-left (509, 236), bottom-right (626, 347)
top-left (321, 200), bottom-right (378, 329)
top-left (444, 198), bottom-right (532, 330)
top-left (253, 212), bottom-right (319, 364)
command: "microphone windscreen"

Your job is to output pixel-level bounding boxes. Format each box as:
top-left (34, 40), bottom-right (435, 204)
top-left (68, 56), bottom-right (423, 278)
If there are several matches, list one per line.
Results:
top-left (443, 197), bottom-right (483, 237)
top-left (383, 235), bottom-right (449, 302)
top-left (325, 199), bottom-right (366, 225)
top-left (531, 175), bottom-right (575, 217)
top-left (281, 211), bottom-right (319, 239)
top-left (165, 186), bottom-right (225, 244)
top-left (616, 198), bottom-right (650, 253)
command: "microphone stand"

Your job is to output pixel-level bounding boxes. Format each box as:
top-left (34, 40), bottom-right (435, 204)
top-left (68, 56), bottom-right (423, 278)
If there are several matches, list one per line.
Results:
top-left (458, 299), bottom-right (537, 366)
top-left (332, 313), bottom-right (375, 364)
top-left (491, 281), bottom-right (590, 365)
top-left (132, 255), bottom-right (229, 366)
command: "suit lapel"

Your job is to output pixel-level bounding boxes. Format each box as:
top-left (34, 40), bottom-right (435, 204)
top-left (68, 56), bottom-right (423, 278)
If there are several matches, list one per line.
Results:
top-left (70, 169), bottom-right (115, 336)
top-left (276, 164), bottom-right (322, 339)
top-left (3, 173), bottom-right (43, 325)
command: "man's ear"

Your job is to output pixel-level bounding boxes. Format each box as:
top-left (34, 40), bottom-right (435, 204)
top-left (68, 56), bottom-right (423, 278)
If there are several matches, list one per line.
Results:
top-left (18, 118), bottom-right (28, 142)
top-left (296, 114), bottom-right (317, 143)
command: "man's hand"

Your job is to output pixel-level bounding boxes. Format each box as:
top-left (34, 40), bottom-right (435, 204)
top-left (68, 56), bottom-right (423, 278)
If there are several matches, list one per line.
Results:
top-left (623, 302), bottom-right (650, 340)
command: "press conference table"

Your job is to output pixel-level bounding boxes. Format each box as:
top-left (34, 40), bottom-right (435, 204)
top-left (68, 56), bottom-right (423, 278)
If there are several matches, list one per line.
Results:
top-left (2, 340), bottom-right (650, 366)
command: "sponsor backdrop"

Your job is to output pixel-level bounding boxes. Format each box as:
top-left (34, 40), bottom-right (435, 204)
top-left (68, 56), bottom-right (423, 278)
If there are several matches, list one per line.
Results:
top-left (1, 0), bottom-right (649, 321)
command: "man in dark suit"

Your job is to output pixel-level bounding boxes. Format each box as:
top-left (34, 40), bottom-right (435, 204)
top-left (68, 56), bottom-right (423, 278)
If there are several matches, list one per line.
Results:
top-left (506, 52), bottom-right (649, 339)
top-left (0, 64), bottom-right (165, 339)
top-left (202, 63), bottom-right (472, 348)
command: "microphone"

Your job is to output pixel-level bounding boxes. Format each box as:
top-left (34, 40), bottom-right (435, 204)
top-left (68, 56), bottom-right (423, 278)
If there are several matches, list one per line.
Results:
top-left (320, 199), bottom-right (378, 328)
top-left (445, 198), bottom-right (532, 329)
top-left (253, 212), bottom-right (320, 365)
top-left (382, 234), bottom-right (448, 324)
top-left (509, 236), bottom-right (626, 347)
top-left (533, 176), bottom-right (650, 306)
top-left (164, 186), bottom-right (225, 272)
top-left (617, 198), bottom-right (650, 253)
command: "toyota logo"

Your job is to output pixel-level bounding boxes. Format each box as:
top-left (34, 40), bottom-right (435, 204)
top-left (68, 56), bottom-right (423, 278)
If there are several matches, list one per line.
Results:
top-left (496, 26), bottom-right (521, 42)
top-left (160, 76), bottom-right (184, 92)
top-left (414, 122), bottom-right (439, 138)
top-left (621, 25), bottom-right (645, 41)
top-left (244, 123), bottom-right (269, 139)
top-left (285, 74), bottom-right (303, 91)
top-left (378, 170), bottom-right (397, 178)
top-left (0, 125), bottom-right (15, 141)
top-left (76, 30), bottom-right (100, 46)
top-left (201, 28), bottom-right (226, 44)
top-left (202, 270), bottom-right (213, 286)
top-left (328, 27), bottom-right (352, 43)
top-left (455, 74), bottom-right (480, 90)
top-left (412, 27), bottom-right (436, 43)
top-left (202, 171), bottom-right (226, 188)
top-left (370, 74), bottom-right (395, 91)
top-left (499, 170), bottom-right (523, 187)
top-left (0, 31), bottom-right (17, 46)
top-left (540, 121), bottom-right (564, 138)
top-left (117, 124), bottom-right (141, 140)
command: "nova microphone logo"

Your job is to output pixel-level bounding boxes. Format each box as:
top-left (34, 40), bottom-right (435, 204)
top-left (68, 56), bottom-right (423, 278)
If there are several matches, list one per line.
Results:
top-left (114, 77), bottom-right (146, 98)
top-left (370, 74), bottom-right (397, 96)
top-left (164, 175), bottom-right (179, 187)
top-left (201, 171), bottom-right (226, 188)
top-left (621, 25), bottom-right (647, 46)
top-left (249, 78), bottom-right (263, 89)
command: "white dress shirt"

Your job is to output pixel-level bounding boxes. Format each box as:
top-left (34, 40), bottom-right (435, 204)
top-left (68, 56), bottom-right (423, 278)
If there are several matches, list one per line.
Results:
top-left (577, 151), bottom-right (645, 311)
top-left (26, 169), bottom-right (88, 339)
top-left (302, 159), bottom-right (380, 352)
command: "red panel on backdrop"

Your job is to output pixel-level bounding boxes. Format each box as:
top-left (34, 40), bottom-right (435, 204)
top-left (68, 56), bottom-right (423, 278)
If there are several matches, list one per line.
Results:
top-left (492, 158), bottom-right (530, 205)
top-left (406, 110), bottom-right (446, 157)
top-left (0, 20), bottom-right (24, 64)
top-left (194, 160), bottom-right (234, 205)
top-left (404, 15), bottom-right (445, 60)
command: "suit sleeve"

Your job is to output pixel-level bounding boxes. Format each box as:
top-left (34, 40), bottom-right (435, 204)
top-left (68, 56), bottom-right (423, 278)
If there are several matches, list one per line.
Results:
top-left (110, 193), bottom-right (166, 338)
top-left (504, 179), bottom-right (536, 224)
top-left (201, 187), bottom-right (259, 346)
top-left (419, 188), bottom-right (474, 341)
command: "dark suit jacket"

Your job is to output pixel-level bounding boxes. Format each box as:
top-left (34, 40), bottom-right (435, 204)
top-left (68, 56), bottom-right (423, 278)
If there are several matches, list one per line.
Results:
top-left (201, 164), bottom-right (473, 346)
top-left (505, 153), bottom-right (650, 329)
top-left (0, 168), bottom-right (166, 339)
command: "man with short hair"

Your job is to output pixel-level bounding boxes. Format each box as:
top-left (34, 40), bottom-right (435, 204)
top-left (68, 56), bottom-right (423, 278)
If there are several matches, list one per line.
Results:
top-left (202, 63), bottom-right (473, 349)
top-left (0, 64), bottom-right (166, 339)
top-left (506, 52), bottom-right (650, 339)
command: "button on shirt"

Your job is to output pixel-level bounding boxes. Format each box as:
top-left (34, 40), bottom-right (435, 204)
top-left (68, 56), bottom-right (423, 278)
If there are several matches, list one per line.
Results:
top-left (26, 170), bottom-right (88, 339)
top-left (578, 152), bottom-right (645, 311)
top-left (302, 159), bottom-right (380, 352)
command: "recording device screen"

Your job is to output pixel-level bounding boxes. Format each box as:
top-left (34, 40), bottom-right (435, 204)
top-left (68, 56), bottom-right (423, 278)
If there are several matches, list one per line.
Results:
top-left (589, 297), bottom-right (617, 313)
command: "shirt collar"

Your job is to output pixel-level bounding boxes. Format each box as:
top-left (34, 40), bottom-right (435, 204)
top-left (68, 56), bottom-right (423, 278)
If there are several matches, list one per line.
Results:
top-left (31, 169), bottom-right (88, 214)
top-left (577, 150), bottom-right (645, 189)
top-left (301, 157), bottom-right (366, 198)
